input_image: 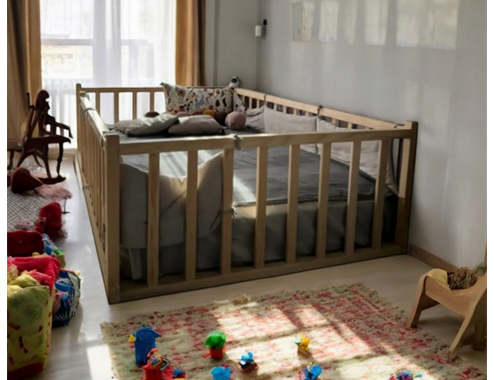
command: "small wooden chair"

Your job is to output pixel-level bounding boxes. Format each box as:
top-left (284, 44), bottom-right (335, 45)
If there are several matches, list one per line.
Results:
top-left (8, 91), bottom-right (72, 183)
top-left (407, 248), bottom-right (487, 359)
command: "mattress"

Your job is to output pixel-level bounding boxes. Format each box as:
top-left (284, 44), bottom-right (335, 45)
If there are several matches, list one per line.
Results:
top-left (117, 129), bottom-right (397, 280)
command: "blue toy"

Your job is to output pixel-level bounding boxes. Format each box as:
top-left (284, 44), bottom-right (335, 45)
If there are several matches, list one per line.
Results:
top-left (211, 365), bottom-right (231, 380)
top-left (239, 352), bottom-right (258, 372)
top-left (300, 363), bottom-right (322, 380)
top-left (132, 327), bottom-right (162, 366)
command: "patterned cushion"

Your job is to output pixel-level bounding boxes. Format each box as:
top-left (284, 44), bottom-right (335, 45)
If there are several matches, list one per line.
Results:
top-left (161, 83), bottom-right (233, 115)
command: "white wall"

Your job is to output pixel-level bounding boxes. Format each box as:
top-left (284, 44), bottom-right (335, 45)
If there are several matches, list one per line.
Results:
top-left (256, 0), bottom-right (486, 267)
top-left (205, 0), bottom-right (258, 88)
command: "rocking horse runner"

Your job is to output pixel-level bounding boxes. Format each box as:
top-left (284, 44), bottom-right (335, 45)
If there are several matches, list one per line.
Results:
top-left (7, 90), bottom-right (73, 183)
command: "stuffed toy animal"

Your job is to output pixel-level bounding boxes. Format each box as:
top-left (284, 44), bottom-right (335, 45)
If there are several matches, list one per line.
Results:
top-left (10, 167), bottom-right (43, 193)
top-left (7, 231), bottom-right (45, 257)
top-left (34, 202), bottom-right (63, 240)
top-left (225, 111), bottom-right (247, 130)
top-left (144, 111), bottom-right (160, 118)
top-left (229, 76), bottom-right (241, 88)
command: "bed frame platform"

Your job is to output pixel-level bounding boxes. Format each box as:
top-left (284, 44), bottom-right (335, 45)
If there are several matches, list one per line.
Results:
top-left (76, 84), bottom-right (418, 304)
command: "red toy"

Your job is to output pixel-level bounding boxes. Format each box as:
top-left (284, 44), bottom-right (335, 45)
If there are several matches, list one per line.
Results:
top-left (141, 348), bottom-right (171, 380)
top-left (10, 167), bottom-right (43, 193)
top-left (7, 231), bottom-right (44, 256)
top-left (34, 202), bottom-right (63, 240)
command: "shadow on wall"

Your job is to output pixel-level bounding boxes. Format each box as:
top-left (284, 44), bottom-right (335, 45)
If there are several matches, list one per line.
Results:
top-left (289, 0), bottom-right (459, 49)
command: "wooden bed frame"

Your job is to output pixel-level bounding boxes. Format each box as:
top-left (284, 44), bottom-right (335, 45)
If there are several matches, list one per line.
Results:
top-left (76, 84), bottom-right (418, 304)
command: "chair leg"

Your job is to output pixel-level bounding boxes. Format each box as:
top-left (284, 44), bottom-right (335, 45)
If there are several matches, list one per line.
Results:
top-left (407, 275), bottom-right (439, 328)
top-left (448, 313), bottom-right (476, 359)
top-left (41, 147), bottom-right (52, 178)
top-left (448, 291), bottom-right (486, 359)
top-left (8, 150), bottom-right (15, 170)
top-left (16, 152), bottom-right (29, 169)
top-left (55, 142), bottom-right (64, 177)
top-left (472, 295), bottom-right (487, 350)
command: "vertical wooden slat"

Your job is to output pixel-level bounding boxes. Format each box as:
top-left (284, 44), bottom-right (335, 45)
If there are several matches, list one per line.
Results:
top-left (185, 150), bottom-right (198, 281)
top-left (132, 91), bottom-right (138, 119)
top-left (371, 139), bottom-right (390, 250)
top-left (305, 111), bottom-right (310, 116)
top-left (316, 143), bottom-right (331, 259)
top-left (150, 91), bottom-right (155, 111)
top-left (345, 141), bottom-right (361, 255)
top-left (254, 147), bottom-right (268, 269)
top-left (104, 134), bottom-right (121, 303)
top-left (147, 153), bottom-right (160, 287)
top-left (95, 91), bottom-right (101, 114)
top-left (283, 105), bottom-right (287, 113)
top-left (286, 145), bottom-right (300, 264)
top-left (76, 84), bottom-right (82, 148)
top-left (221, 148), bottom-right (234, 275)
top-left (348, 123), bottom-right (354, 130)
top-left (248, 97), bottom-right (253, 109)
top-left (114, 92), bottom-right (119, 123)
top-left (396, 121), bottom-right (418, 249)
top-left (97, 147), bottom-right (102, 231)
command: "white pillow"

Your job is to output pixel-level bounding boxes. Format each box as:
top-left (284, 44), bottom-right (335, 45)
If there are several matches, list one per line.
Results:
top-left (316, 118), bottom-right (397, 194)
top-left (245, 106), bottom-right (265, 132)
top-left (264, 107), bottom-right (318, 153)
top-left (169, 115), bottom-right (224, 136)
top-left (114, 113), bottom-right (178, 136)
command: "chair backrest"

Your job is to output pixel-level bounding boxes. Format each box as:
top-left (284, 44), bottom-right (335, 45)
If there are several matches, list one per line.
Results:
top-left (19, 91), bottom-right (52, 144)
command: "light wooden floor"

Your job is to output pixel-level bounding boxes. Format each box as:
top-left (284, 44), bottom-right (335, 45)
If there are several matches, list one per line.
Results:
top-left (30, 159), bottom-right (486, 379)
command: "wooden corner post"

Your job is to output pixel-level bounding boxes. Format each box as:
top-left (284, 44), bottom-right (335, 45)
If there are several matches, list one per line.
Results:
top-left (104, 134), bottom-right (121, 303)
top-left (395, 121), bottom-right (418, 252)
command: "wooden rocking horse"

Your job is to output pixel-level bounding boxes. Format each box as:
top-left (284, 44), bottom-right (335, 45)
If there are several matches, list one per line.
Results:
top-left (7, 90), bottom-right (73, 183)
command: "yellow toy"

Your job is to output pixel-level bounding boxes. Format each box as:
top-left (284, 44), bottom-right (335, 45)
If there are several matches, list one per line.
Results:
top-left (295, 334), bottom-right (311, 355)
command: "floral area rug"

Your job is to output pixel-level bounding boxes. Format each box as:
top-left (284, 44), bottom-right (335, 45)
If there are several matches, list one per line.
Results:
top-left (100, 284), bottom-right (486, 380)
top-left (7, 189), bottom-right (71, 232)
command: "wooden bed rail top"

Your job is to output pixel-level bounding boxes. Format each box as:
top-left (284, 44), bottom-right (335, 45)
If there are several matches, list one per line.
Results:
top-left (118, 128), bottom-right (413, 155)
top-left (319, 107), bottom-right (400, 130)
top-left (79, 95), bottom-right (112, 136)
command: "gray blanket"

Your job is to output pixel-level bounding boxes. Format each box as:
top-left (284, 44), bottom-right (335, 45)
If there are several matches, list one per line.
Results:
top-left (119, 129), bottom-right (393, 248)
top-left (117, 129), bottom-right (397, 280)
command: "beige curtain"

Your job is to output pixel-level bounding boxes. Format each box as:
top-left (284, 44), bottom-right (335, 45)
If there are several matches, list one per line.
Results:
top-left (175, 0), bottom-right (205, 86)
top-left (7, 0), bottom-right (42, 139)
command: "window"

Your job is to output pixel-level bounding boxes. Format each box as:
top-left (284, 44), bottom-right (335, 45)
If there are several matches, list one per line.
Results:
top-left (40, 0), bottom-right (176, 147)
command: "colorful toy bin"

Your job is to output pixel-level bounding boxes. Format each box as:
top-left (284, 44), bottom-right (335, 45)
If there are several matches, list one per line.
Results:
top-left (205, 331), bottom-right (227, 360)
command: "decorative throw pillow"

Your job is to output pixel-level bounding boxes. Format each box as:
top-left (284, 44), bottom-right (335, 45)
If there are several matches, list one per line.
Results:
top-left (168, 115), bottom-right (225, 136)
top-left (114, 113), bottom-right (178, 136)
top-left (161, 83), bottom-right (233, 115)
top-left (316, 118), bottom-right (398, 194)
top-left (264, 107), bottom-right (318, 153)
top-left (10, 167), bottom-right (43, 193)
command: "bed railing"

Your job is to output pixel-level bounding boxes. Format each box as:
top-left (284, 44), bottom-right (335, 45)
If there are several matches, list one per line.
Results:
top-left (76, 84), bottom-right (417, 303)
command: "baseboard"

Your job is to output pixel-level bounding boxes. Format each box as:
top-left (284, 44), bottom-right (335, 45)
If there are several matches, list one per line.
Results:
top-left (408, 244), bottom-right (458, 271)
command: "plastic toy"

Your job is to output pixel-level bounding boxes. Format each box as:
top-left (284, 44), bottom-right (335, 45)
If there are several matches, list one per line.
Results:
top-left (133, 327), bottom-right (162, 366)
top-left (211, 365), bottom-right (231, 380)
top-left (173, 368), bottom-right (186, 379)
top-left (389, 370), bottom-right (422, 380)
top-left (297, 362), bottom-right (322, 380)
top-left (295, 334), bottom-right (311, 355)
top-left (205, 331), bottom-right (227, 360)
top-left (141, 348), bottom-right (170, 380)
top-left (238, 351), bottom-right (258, 373)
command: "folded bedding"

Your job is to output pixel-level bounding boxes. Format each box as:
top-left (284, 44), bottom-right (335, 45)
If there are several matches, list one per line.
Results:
top-left (113, 114), bottom-right (225, 137)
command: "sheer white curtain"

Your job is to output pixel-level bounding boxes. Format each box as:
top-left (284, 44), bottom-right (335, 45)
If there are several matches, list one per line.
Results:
top-left (40, 0), bottom-right (176, 146)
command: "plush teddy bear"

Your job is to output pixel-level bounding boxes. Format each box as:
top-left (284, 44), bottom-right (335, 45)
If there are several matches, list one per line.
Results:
top-left (225, 111), bottom-right (247, 130)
